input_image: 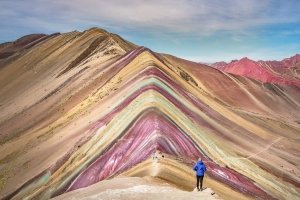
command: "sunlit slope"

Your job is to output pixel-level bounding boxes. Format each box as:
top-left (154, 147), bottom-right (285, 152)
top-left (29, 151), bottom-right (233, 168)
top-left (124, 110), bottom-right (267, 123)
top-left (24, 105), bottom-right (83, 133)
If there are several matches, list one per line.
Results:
top-left (0, 29), bottom-right (299, 200)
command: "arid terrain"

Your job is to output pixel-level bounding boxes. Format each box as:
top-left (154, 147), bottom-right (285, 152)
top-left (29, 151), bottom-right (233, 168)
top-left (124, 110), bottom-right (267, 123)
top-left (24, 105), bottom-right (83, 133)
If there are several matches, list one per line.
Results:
top-left (0, 28), bottom-right (299, 200)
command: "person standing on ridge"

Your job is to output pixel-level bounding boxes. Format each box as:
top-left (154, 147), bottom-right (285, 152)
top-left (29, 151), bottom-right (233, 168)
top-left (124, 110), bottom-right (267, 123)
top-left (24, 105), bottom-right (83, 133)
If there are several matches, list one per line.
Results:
top-left (193, 157), bottom-right (207, 191)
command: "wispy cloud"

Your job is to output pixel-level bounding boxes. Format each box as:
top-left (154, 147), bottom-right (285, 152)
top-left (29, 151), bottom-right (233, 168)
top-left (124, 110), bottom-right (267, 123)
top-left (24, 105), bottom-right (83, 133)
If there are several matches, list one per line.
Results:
top-left (1, 0), bottom-right (300, 35)
top-left (0, 0), bottom-right (299, 62)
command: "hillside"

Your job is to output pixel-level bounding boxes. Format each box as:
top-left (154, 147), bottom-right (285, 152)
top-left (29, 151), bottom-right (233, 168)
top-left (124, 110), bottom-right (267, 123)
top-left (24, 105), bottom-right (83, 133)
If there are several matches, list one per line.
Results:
top-left (0, 28), bottom-right (299, 200)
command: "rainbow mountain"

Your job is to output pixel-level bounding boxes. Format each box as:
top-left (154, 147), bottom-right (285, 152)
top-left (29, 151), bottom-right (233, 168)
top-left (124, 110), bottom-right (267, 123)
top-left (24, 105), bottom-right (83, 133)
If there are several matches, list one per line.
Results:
top-left (0, 28), bottom-right (299, 200)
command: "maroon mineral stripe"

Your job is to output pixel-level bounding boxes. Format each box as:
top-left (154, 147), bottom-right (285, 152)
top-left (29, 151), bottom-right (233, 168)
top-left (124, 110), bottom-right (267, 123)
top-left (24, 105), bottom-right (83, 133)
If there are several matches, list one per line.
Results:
top-left (65, 110), bottom-right (274, 199)
top-left (109, 65), bottom-right (267, 146)
top-left (84, 65), bottom-right (268, 151)
top-left (66, 109), bottom-right (202, 191)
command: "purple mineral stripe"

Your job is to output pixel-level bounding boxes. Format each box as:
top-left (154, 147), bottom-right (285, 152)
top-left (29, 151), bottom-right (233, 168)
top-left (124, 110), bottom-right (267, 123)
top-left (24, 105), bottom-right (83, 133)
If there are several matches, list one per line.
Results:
top-left (65, 110), bottom-right (274, 199)
top-left (87, 66), bottom-right (269, 155)
top-left (66, 109), bottom-right (199, 191)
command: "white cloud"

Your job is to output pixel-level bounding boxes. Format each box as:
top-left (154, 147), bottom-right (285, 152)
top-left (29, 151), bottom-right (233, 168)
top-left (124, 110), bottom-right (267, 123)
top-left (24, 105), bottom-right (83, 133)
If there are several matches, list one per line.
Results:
top-left (1, 0), bottom-right (299, 36)
top-left (0, 0), bottom-right (299, 62)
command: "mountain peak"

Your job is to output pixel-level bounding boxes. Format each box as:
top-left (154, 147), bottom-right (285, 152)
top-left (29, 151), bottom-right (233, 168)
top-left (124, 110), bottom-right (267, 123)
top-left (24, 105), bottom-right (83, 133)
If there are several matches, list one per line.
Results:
top-left (239, 57), bottom-right (256, 64)
top-left (240, 56), bottom-right (250, 60)
top-left (85, 27), bottom-right (109, 35)
top-left (282, 53), bottom-right (300, 63)
top-left (213, 54), bottom-right (300, 85)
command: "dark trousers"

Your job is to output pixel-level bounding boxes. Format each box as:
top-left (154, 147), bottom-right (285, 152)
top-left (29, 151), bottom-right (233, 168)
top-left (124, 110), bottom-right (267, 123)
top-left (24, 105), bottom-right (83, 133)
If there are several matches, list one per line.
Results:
top-left (196, 175), bottom-right (204, 189)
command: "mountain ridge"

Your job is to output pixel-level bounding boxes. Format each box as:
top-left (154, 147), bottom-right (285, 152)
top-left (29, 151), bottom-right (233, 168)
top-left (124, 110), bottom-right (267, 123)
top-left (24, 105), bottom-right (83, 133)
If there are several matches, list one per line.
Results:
top-left (0, 28), bottom-right (299, 200)
top-left (211, 55), bottom-right (300, 85)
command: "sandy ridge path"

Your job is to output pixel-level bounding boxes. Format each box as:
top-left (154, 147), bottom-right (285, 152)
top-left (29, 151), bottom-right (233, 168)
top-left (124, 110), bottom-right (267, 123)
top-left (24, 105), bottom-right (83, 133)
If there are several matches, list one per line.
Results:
top-left (51, 176), bottom-right (221, 200)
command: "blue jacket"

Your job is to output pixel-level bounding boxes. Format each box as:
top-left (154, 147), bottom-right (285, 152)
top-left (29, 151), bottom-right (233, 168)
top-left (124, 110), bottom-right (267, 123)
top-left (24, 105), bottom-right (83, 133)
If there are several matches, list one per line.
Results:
top-left (193, 161), bottom-right (206, 176)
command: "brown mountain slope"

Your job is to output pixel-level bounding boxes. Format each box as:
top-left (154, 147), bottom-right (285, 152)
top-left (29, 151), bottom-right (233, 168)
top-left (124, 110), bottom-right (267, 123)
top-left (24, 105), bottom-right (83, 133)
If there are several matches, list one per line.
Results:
top-left (0, 28), bottom-right (299, 200)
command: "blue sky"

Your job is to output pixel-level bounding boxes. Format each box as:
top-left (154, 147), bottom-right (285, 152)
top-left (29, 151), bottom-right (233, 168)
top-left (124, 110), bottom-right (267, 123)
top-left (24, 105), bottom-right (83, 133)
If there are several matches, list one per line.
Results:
top-left (0, 0), bottom-right (299, 62)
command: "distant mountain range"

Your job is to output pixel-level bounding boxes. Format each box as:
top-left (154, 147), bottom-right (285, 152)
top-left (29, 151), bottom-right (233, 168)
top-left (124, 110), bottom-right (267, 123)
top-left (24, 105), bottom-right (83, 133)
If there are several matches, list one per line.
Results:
top-left (211, 55), bottom-right (300, 86)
